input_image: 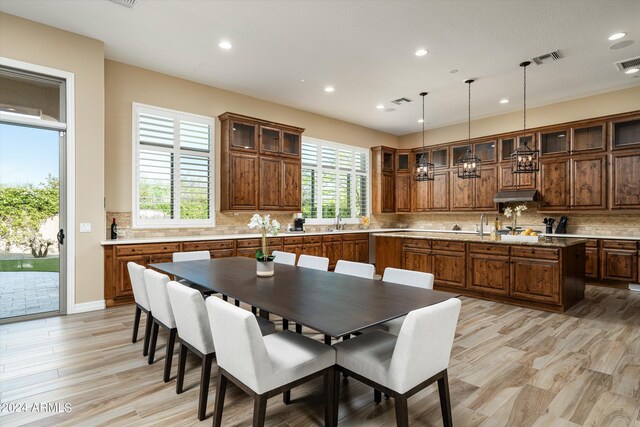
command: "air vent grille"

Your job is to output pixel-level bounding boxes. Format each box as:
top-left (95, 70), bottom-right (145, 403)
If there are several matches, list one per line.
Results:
top-left (532, 50), bottom-right (563, 65)
top-left (108, 0), bottom-right (136, 8)
top-left (615, 56), bottom-right (640, 71)
top-left (390, 97), bottom-right (412, 105)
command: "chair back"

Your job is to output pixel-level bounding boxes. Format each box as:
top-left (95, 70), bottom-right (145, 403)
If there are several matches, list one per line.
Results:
top-left (166, 281), bottom-right (215, 355)
top-left (127, 262), bottom-right (151, 311)
top-left (205, 297), bottom-right (273, 394)
top-left (387, 298), bottom-right (461, 394)
top-left (334, 260), bottom-right (375, 279)
top-left (383, 268), bottom-right (434, 290)
top-left (297, 254), bottom-right (329, 271)
top-left (143, 269), bottom-right (176, 328)
top-left (173, 251), bottom-right (211, 262)
top-left (271, 250), bottom-right (296, 266)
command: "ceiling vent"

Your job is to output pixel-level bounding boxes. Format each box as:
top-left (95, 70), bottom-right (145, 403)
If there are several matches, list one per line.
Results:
top-left (390, 97), bottom-right (412, 105)
top-left (615, 56), bottom-right (640, 72)
top-left (532, 50), bottom-right (563, 65)
top-left (108, 0), bottom-right (137, 8)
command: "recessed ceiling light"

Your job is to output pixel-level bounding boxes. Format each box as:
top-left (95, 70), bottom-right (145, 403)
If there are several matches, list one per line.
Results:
top-left (417, 119), bottom-right (424, 123)
top-left (376, 104), bottom-right (384, 110)
top-left (499, 99), bottom-right (510, 104)
top-left (324, 86), bottom-right (335, 93)
top-left (625, 67), bottom-right (639, 74)
top-left (415, 49), bottom-right (428, 57)
top-left (608, 32), bottom-right (626, 41)
top-left (300, 79), bottom-right (306, 83)
top-left (218, 40), bottom-right (232, 50)
top-left (450, 69), bottom-right (459, 74)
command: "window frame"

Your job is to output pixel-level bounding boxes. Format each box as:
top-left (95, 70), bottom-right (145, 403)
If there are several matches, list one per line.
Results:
top-left (301, 136), bottom-right (370, 225)
top-left (131, 102), bottom-right (215, 229)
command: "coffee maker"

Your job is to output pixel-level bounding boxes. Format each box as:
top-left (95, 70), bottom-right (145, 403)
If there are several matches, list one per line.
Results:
top-left (293, 218), bottom-right (305, 231)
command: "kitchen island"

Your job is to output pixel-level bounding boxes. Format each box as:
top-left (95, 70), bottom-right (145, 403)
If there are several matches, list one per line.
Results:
top-left (374, 232), bottom-right (587, 312)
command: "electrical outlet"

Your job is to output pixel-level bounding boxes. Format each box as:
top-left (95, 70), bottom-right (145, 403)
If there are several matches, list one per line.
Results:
top-left (80, 223), bottom-right (92, 233)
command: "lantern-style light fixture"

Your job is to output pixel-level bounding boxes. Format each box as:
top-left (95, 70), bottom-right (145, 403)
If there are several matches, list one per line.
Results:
top-left (457, 79), bottom-right (480, 179)
top-left (512, 61), bottom-right (540, 174)
top-left (413, 91), bottom-right (434, 181)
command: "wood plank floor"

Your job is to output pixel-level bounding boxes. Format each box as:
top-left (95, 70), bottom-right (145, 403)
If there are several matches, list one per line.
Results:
top-left (1, 285), bottom-right (639, 426)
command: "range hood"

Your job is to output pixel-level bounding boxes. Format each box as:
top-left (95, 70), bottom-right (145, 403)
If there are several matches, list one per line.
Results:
top-left (493, 190), bottom-right (538, 203)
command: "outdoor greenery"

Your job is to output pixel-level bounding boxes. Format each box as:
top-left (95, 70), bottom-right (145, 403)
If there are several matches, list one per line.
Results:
top-left (139, 181), bottom-right (209, 220)
top-left (0, 257), bottom-right (59, 272)
top-left (0, 175), bottom-right (59, 255)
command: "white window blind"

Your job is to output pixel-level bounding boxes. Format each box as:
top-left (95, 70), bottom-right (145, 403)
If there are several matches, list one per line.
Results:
top-left (301, 137), bottom-right (369, 223)
top-left (133, 103), bottom-right (214, 227)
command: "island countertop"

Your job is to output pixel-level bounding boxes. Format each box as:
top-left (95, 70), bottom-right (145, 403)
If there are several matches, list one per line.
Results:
top-left (372, 232), bottom-right (588, 248)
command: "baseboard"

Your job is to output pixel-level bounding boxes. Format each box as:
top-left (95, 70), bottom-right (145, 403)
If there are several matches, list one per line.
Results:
top-left (72, 300), bottom-right (106, 313)
top-left (629, 284), bottom-right (640, 292)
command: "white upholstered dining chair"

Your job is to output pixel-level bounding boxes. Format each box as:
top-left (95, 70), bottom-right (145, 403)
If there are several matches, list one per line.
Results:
top-left (334, 260), bottom-right (376, 279)
top-left (205, 296), bottom-right (337, 427)
top-left (143, 269), bottom-right (177, 383)
top-left (297, 254), bottom-right (330, 271)
top-left (172, 250), bottom-right (211, 262)
top-left (332, 298), bottom-right (461, 427)
top-left (272, 250), bottom-right (296, 265)
top-left (127, 262), bottom-right (153, 357)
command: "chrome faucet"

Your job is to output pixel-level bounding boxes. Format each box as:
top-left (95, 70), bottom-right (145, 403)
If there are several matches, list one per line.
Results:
top-left (335, 213), bottom-right (342, 230)
top-left (479, 213), bottom-right (488, 236)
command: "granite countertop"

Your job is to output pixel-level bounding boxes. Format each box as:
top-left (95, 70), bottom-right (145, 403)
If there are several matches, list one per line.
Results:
top-left (373, 232), bottom-right (589, 248)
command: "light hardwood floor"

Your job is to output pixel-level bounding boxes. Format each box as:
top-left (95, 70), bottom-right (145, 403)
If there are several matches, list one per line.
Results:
top-left (1, 285), bottom-right (639, 426)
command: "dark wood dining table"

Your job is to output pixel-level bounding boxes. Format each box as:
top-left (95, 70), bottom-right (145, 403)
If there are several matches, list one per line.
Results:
top-left (150, 257), bottom-right (459, 344)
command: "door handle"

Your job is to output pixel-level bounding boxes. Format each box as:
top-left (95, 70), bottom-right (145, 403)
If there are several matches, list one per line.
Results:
top-left (57, 229), bottom-right (65, 245)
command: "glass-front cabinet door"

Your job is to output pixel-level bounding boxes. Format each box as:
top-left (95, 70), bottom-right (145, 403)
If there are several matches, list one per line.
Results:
top-left (396, 151), bottom-right (411, 172)
top-left (452, 144), bottom-right (468, 165)
top-left (611, 116), bottom-right (640, 149)
top-left (571, 123), bottom-right (605, 152)
top-left (431, 147), bottom-right (448, 168)
top-left (474, 141), bottom-right (496, 163)
top-left (282, 131), bottom-right (301, 157)
top-left (500, 137), bottom-right (516, 162)
top-left (229, 120), bottom-right (257, 152)
top-left (260, 126), bottom-right (282, 155)
top-left (540, 130), bottom-right (568, 156)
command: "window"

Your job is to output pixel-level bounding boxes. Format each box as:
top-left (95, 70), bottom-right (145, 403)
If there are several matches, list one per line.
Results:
top-left (133, 103), bottom-right (214, 227)
top-left (301, 137), bottom-right (369, 223)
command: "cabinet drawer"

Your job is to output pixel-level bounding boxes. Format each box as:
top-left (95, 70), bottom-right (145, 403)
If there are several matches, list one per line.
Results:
top-left (211, 249), bottom-right (235, 259)
top-left (585, 239), bottom-right (598, 248)
top-left (403, 238), bottom-right (431, 249)
top-left (468, 243), bottom-right (510, 256)
top-left (283, 236), bottom-right (304, 245)
top-left (116, 243), bottom-right (181, 256)
top-left (432, 240), bottom-right (466, 252)
top-left (342, 233), bottom-right (369, 241)
top-left (236, 238), bottom-right (262, 248)
top-left (602, 240), bottom-right (637, 250)
top-left (303, 235), bottom-right (322, 243)
top-left (322, 234), bottom-right (342, 242)
top-left (182, 240), bottom-right (234, 251)
top-left (511, 246), bottom-right (559, 260)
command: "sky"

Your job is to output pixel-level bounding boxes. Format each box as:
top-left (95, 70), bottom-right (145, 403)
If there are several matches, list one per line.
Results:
top-left (0, 123), bottom-right (60, 187)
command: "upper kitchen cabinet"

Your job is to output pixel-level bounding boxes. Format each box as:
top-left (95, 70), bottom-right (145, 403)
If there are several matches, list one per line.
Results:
top-left (611, 149), bottom-right (640, 209)
top-left (450, 166), bottom-right (498, 211)
top-left (219, 112), bottom-right (304, 211)
top-left (371, 146), bottom-right (396, 213)
top-left (540, 129), bottom-right (569, 156)
top-left (395, 150), bottom-right (412, 212)
top-left (474, 140), bottom-right (497, 164)
top-left (431, 146), bottom-right (449, 168)
top-left (571, 121), bottom-right (606, 153)
top-left (610, 115), bottom-right (640, 150)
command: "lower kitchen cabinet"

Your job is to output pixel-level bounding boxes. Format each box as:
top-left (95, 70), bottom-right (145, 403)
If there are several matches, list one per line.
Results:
top-left (302, 235), bottom-right (323, 257)
top-left (510, 258), bottom-right (560, 304)
top-left (432, 250), bottom-right (466, 288)
top-left (601, 241), bottom-right (638, 282)
top-left (402, 248), bottom-right (432, 273)
top-left (467, 253), bottom-right (510, 295)
top-left (342, 234), bottom-right (369, 263)
top-left (322, 235), bottom-right (343, 269)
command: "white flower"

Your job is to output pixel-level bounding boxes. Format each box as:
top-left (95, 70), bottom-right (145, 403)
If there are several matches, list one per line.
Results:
top-left (503, 207), bottom-right (513, 218)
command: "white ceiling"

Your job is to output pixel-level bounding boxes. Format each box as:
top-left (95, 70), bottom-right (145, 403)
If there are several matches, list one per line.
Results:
top-left (2, 0), bottom-right (639, 135)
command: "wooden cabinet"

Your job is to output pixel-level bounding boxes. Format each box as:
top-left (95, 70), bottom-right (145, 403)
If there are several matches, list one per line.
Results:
top-left (322, 235), bottom-right (343, 269)
top-left (220, 112), bottom-right (303, 211)
top-left (451, 166), bottom-right (497, 211)
top-left (611, 150), bottom-right (640, 209)
top-left (403, 248), bottom-right (432, 273)
top-left (381, 172), bottom-right (395, 212)
top-left (431, 246), bottom-right (466, 289)
top-left (571, 121), bottom-right (606, 153)
top-left (498, 163), bottom-right (536, 191)
top-left (540, 129), bottom-right (569, 157)
top-left (601, 240), bottom-right (638, 282)
top-left (451, 172), bottom-right (473, 210)
top-left (571, 154), bottom-right (607, 210)
top-left (611, 115), bottom-right (640, 150)
top-left (540, 157), bottom-right (570, 210)
top-left (301, 235), bottom-right (323, 257)
top-left (412, 170), bottom-right (449, 212)
top-left (395, 173), bottom-right (412, 212)
top-left (585, 240), bottom-right (599, 279)
top-left (371, 146), bottom-right (396, 213)
top-left (467, 253), bottom-right (510, 295)
top-left (342, 234), bottom-right (369, 263)
top-left (510, 257), bottom-right (560, 304)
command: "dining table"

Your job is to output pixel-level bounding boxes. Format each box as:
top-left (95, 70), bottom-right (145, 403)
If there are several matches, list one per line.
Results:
top-left (150, 256), bottom-right (459, 344)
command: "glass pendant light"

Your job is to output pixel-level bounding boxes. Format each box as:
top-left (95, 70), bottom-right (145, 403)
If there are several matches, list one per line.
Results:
top-left (512, 61), bottom-right (540, 174)
top-left (457, 79), bottom-right (480, 179)
top-left (413, 91), bottom-right (434, 181)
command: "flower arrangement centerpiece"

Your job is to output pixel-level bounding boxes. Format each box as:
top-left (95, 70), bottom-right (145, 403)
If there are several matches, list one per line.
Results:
top-left (503, 204), bottom-right (527, 235)
top-left (360, 216), bottom-right (370, 230)
top-left (248, 214), bottom-right (280, 277)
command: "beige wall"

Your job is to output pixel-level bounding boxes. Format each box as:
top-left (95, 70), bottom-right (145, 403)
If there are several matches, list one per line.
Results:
top-left (0, 13), bottom-right (105, 304)
top-left (399, 86), bottom-right (640, 148)
top-left (105, 60), bottom-right (398, 215)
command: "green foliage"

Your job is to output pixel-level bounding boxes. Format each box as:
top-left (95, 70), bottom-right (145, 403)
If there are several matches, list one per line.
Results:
top-left (0, 257), bottom-right (59, 272)
top-left (0, 175), bottom-right (59, 251)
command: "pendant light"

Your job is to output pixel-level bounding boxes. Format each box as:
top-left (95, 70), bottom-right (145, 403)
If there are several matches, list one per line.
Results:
top-left (457, 79), bottom-right (480, 179)
top-left (413, 91), bottom-right (434, 181)
top-left (511, 61), bottom-right (540, 174)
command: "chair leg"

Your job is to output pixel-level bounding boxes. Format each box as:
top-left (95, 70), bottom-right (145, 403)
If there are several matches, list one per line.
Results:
top-left (332, 369), bottom-right (340, 427)
top-left (142, 313), bottom-right (153, 356)
top-left (324, 367), bottom-right (336, 427)
top-left (394, 394), bottom-right (409, 427)
top-left (374, 389), bottom-right (381, 404)
top-left (163, 328), bottom-right (177, 382)
top-left (282, 318), bottom-right (289, 330)
top-left (438, 370), bottom-right (453, 427)
top-left (132, 306), bottom-right (141, 343)
top-left (283, 390), bottom-right (291, 405)
top-left (324, 335), bottom-right (332, 345)
top-left (198, 353), bottom-right (214, 421)
top-left (176, 343), bottom-right (188, 394)
top-left (213, 371), bottom-right (228, 427)
top-left (148, 321), bottom-right (159, 365)
top-left (252, 394), bottom-right (268, 427)
top-left (343, 334), bottom-right (350, 340)
top-left (222, 295), bottom-right (228, 301)
top-left (295, 323), bottom-right (302, 334)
